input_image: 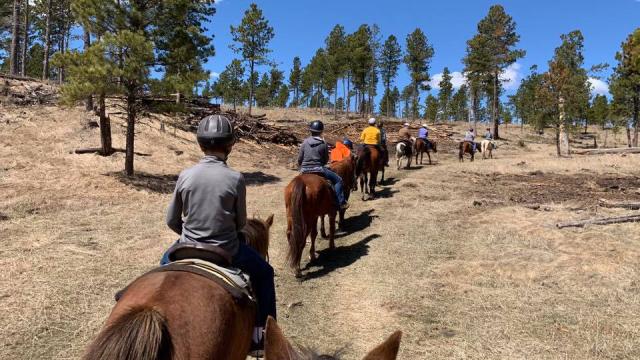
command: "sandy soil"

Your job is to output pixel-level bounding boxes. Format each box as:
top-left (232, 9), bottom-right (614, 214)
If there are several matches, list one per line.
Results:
top-left (1, 103), bottom-right (639, 359)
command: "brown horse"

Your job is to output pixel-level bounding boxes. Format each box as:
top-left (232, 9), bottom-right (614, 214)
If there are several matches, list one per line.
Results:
top-left (265, 317), bottom-right (402, 360)
top-left (326, 156), bottom-right (356, 229)
top-left (355, 145), bottom-right (383, 200)
top-left (414, 138), bottom-right (437, 165)
top-left (285, 174), bottom-right (337, 278)
top-left (459, 141), bottom-right (475, 162)
top-left (83, 216), bottom-right (274, 360)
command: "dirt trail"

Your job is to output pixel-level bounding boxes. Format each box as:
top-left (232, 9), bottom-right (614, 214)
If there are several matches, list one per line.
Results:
top-left (1, 106), bottom-right (640, 359)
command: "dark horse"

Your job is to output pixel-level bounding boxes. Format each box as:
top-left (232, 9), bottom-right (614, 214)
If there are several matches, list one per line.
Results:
top-left (265, 317), bottom-right (402, 360)
top-left (414, 138), bottom-right (438, 165)
top-left (83, 216), bottom-right (274, 360)
top-left (355, 145), bottom-right (383, 200)
top-left (326, 156), bottom-right (356, 230)
top-left (285, 174), bottom-right (336, 278)
top-left (459, 141), bottom-right (475, 162)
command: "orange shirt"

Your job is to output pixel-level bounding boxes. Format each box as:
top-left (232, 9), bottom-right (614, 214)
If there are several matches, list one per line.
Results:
top-left (330, 142), bottom-right (351, 162)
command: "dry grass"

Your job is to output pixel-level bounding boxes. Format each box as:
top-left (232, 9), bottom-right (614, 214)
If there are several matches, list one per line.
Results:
top-left (1, 102), bottom-right (639, 359)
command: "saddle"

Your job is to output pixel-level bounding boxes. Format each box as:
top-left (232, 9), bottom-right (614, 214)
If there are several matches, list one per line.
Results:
top-left (116, 243), bottom-right (254, 304)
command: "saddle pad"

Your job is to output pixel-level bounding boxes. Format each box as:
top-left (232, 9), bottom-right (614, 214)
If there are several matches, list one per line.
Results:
top-left (116, 259), bottom-right (255, 304)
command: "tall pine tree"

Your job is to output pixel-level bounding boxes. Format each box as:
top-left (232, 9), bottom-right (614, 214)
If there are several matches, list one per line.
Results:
top-left (404, 28), bottom-right (434, 119)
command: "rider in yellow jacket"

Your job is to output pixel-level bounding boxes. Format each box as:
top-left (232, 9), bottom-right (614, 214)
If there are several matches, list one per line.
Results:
top-left (360, 118), bottom-right (381, 145)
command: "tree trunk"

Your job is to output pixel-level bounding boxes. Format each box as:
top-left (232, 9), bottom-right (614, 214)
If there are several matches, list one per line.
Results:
top-left (248, 61), bottom-right (254, 115)
top-left (492, 72), bottom-right (499, 139)
top-left (42, 0), bottom-right (52, 80)
top-left (98, 93), bottom-right (113, 156)
top-left (346, 75), bottom-right (351, 120)
top-left (20, 0), bottom-right (29, 77)
top-left (84, 30), bottom-right (93, 111)
top-left (633, 93), bottom-right (639, 147)
top-left (626, 126), bottom-right (632, 148)
top-left (9, 0), bottom-right (21, 75)
top-left (555, 124), bottom-right (561, 157)
top-left (334, 79), bottom-right (338, 121)
top-left (125, 90), bottom-right (137, 176)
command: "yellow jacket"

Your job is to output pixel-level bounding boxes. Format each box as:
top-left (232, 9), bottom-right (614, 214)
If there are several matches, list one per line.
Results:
top-left (360, 126), bottom-right (381, 145)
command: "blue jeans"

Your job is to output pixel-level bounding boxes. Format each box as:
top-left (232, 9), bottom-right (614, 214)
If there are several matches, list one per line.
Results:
top-left (160, 241), bottom-right (276, 327)
top-left (321, 167), bottom-right (346, 205)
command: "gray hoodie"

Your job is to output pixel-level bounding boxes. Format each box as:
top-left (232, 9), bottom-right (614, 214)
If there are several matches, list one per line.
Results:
top-left (298, 136), bottom-right (329, 172)
top-left (166, 156), bottom-right (246, 256)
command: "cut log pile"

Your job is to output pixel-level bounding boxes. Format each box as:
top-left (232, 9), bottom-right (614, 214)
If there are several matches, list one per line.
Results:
top-left (0, 74), bottom-right (58, 106)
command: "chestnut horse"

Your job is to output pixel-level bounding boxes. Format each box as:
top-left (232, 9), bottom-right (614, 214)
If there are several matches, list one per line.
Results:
top-left (83, 216), bottom-right (274, 360)
top-left (414, 138), bottom-right (437, 165)
top-left (458, 141), bottom-right (475, 162)
top-left (265, 317), bottom-right (402, 360)
top-left (324, 156), bottom-right (356, 231)
top-left (355, 145), bottom-right (383, 200)
top-left (285, 174), bottom-right (336, 278)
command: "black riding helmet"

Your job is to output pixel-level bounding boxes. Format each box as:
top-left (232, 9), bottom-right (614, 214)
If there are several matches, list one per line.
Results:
top-left (197, 115), bottom-right (235, 149)
top-left (309, 120), bottom-right (324, 134)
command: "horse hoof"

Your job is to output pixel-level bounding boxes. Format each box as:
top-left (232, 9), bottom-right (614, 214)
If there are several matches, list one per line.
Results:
top-left (309, 253), bottom-right (318, 261)
top-left (295, 271), bottom-right (303, 279)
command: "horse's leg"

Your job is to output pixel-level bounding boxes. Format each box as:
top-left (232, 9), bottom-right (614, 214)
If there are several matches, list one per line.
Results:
top-left (329, 212), bottom-right (336, 250)
top-left (380, 167), bottom-right (385, 184)
top-left (320, 215), bottom-right (328, 239)
top-left (369, 170), bottom-right (377, 197)
top-left (309, 217), bottom-right (318, 261)
top-left (427, 151), bottom-right (432, 165)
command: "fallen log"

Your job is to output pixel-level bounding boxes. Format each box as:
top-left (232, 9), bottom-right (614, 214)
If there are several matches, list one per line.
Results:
top-left (556, 214), bottom-right (640, 229)
top-left (573, 147), bottom-right (640, 155)
top-left (598, 199), bottom-right (640, 210)
top-left (72, 148), bottom-right (151, 156)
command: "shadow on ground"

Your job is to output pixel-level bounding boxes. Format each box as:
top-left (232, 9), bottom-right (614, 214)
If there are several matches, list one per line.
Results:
top-left (303, 234), bottom-right (381, 280)
top-left (336, 209), bottom-right (378, 238)
top-left (110, 170), bottom-right (280, 194)
top-left (243, 171), bottom-right (281, 186)
top-left (110, 171), bottom-right (178, 194)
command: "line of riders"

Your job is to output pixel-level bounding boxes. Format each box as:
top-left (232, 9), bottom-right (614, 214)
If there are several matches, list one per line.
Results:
top-left (86, 114), bottom-right (495, 359)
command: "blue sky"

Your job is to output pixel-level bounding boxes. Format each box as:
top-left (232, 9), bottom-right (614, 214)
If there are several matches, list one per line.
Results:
top-left (206, 0), bottom-right (640, 101)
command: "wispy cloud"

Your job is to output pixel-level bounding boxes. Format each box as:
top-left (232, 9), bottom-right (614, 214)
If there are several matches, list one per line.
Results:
top-left (588, 78), bottom-right (609, 96)
top-left (428, 63), bottom-right (523, 91)
top-left (210, 72), bottom-right (220, 79)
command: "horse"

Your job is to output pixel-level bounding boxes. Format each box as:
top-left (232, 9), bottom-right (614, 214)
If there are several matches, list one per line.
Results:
top-left (414, 138), bottom-right (437, 165)
top-left (285, 174), bottom-right (337, 278)
top-left (265, 317), bottom-right (402, 360)
top-left (458, 141), bottom-right (475, 162)
top-left (481, 140), bottom-right (496, 159)
top-left (83, 215), bottom-right (274, 360)
top-left (319, 156), bottom-right (356, 237)
top-left (395, 141), bottom-right (413, 170)
top-left (355, 145), bottom-right (383, 200)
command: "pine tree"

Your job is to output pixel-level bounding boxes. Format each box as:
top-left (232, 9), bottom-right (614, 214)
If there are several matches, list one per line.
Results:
top-left (450, 84), bottom-right (469, 122)
top-left (404, 28), bottom-right (434, 119)
top-left (347, 25), bottom-right (374, 116)
top-left (437, 67), bottom-right (454, 121)
top-left (325, 24), bottom-right (347, 119)
top-left (41, 0), bottom-right (52, 79)
top-left (610, 29), bottom-right (640, 147)
top-left (275, 84), bottom-right (289, 107)
top-left (512, 65), bottom-right (545, 131)
top-left (539, 31), bottom-right (591, 155)
top-left (588, 94), bottom-right (609, 130)
top-left (9, 0), bottom-right (20, 75)
top-left (230, 3), bottom-right (274, 115)
top-left (255, 72), bottom-right (271, 107)
top-left (289, 56), bottom-right (302, 107)
top-left (218, 59), bottom-right (245, 111)
top-left (424, 94), bottom-right (438, 122)
top-left (464, 5), bottom-right (524, 139)
top-left (380, 34), bottom-right (402, 117)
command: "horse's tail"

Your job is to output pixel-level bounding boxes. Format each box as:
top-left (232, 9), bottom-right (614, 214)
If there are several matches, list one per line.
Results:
top-left (355, 147), bottom-right (368, 177)
top-left (287, 177), bottom-right (307, 269)
top-left (84, 307), bottom-right (170, 360)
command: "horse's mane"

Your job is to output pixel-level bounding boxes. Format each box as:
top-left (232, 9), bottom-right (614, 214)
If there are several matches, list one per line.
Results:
top-left (241, 218), bottom-right (270, 260)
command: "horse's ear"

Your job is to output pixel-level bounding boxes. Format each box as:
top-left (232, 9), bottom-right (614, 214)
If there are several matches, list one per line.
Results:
top-left (265, 214), bottom-right (274, 228)
top-left (361, 331), bottom-right (402, 360)
top-left (265, 317), bottom-right (296, 360)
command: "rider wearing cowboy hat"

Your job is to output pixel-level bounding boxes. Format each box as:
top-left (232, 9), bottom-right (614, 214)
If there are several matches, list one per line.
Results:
top-left (464, 127), bottom-right (478, 152)
top-left (298, 120), bottom-right (349, 210)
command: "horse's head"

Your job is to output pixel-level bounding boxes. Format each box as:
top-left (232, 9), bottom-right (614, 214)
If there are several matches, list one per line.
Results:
top-left (265, 317), bottom-right (402, 360)
top-left (242, 214), bottom-right (274, 260)
top-left (431, 141), bottom-right (438, 153)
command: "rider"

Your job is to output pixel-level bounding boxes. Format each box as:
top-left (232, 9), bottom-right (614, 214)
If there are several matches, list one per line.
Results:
top-left (464, 128), bottom-right (477, 152)
top-left (484, 128), bottom-right (493, 140)
top-left (163, 115), bottom-right (276, 355)
top-left (417, 123), bottom-right (429, 141)
top-left (398, 123), bottom-right (413, 144)
top-left (376, 119), bottom-right (390, 167)
top-left (360, 117), bottom-right (382, 156)
top-left (298, 120), bottom-right (349, 210)
top-left (330, 138), bottom-right (353, 163)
